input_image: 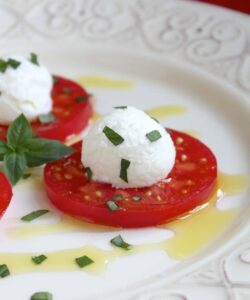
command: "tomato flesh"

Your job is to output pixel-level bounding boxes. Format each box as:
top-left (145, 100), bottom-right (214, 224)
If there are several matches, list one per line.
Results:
top-left (0, 76), bottom-right (93, 142)
top-left (0, 172), bottom-right (12, 218)
top-left (44, 129), bottom-right (217, 228)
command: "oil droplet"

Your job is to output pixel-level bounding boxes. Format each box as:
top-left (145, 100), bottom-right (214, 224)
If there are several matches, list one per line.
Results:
top-left (77, 76), bottom-right (134, 89)
top-left (146, 105), bottom-right (187, 120)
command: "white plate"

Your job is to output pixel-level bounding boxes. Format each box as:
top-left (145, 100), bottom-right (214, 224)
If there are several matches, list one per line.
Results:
top-left (0, 1), bottom-right (250, 300)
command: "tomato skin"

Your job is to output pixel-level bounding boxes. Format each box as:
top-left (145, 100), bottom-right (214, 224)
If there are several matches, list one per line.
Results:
top-left (0, 76), bottom-right (93, 142)
top-left (44, 130), bottom-right (217, 228)
top-left (0, 172), bottom-right (12, 219)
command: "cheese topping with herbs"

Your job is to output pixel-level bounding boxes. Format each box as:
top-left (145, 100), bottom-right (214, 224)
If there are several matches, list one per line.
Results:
top-left (82, 106), bottom-right (176, 188)
top-left (0, 54), bottom-right (52, 124)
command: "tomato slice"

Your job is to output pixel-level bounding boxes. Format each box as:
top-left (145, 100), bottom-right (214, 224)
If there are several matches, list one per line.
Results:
top-left (0, 76), bottom-right (93, 142)
top-left (0, 172), bottom-right (12, 218)
top-left (44, 129), bottom-right (217, 228)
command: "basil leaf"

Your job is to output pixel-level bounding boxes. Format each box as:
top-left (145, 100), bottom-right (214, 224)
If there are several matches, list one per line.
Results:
top-left (0, 264), bottom-right (10, 278)
top-left (32, 255), bottom-right (47, 265)
top-left (0, 59), bottom-right (8, 73)
top-left (75, 255), bottom-right (94, 268)
top-left (31, 292), bottom-right (53, 300)
top-left (85, 167), bottom-right (92, 180)
top-left (75, 95), bottom-right (87, 103)
top-left (30, 53), bottom-right (39, 66)
top-left (7, 114), bottom-right (33, 147)
top-left (120, 158), bottom-right (130, 183)
top-left (3, 152), bottom-right (27, 185)
top-left (38, 113), bottom-right (56, 124)
top-left (7, 58), bottom-right (21, 69)
top-left (103, 126), bottom-right (124, 146)
top-left (25, 139), bottom-right (74, 167)
top-left (21, 209), bottom-right (49, 222)
top-left (146, 130), bottom-right (161, 142)
top-left (0, 141), bottom-right (10, 161)
top-left (110, 235), bottom-right (131, 250)
top-left (106, 201), bottom-right (119, 211)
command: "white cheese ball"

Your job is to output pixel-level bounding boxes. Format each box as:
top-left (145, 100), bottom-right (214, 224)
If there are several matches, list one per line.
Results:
top-left (82, 106), bottom-right (176, 188)
top-left (0, 55), bottom-right (53, 124)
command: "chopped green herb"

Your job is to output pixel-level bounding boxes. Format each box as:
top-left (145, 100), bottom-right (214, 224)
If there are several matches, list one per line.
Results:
top-left (31, 291), bottom-right (53, 300)
top-left (21, 209), bottom-right (49, 222)
top-left (120, 158), bottom-right (130, 183)
top-left (85, 167), bottom-right (92, 180)
top-left (75, 255), bottom-right (94, 268)
top-left (113, 194), bottom-right (123, 201)
top-left (0, 59), bottom-right (8, 73)
top-left (151, 117), bottom-right (159, 123)
top-left (38, 113), bottom-right (56, 124)
top-left (103, 126), bottom-right (124, 146)
top-left (62, 88), bottom-right (72, 94)
top-left (132, 196), bottom-right (142, 201)
top-left (110, 235), bottom-right (131, 250)
top-left (146, 130), bottom-right (162, 142)
top-left (114, 106), bottom-right (127, 109)
top-left (32, 255), bottom-right (47, 265)
top-left (30, 52), bottom-right (39, 66)
top-left (106, 201), bottom-right (119, 211)
top-left (52, 76), bottom-right (59, 84)
top-left (7, 58), bottom-right (21, 69)
top-left (23, 173), bottom-right (31, 179)
top-left (0, 264), bottom-right (10, 278)
top-left (75, 95), bottom-right (87, 103)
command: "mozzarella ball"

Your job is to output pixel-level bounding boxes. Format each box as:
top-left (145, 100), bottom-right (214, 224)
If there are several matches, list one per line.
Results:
top-left (82, 106), bottom-right (176, 188)
top-left (0, 55), bottom-right (53, 124)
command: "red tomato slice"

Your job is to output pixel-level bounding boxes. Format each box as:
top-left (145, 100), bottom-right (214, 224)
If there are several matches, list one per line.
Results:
top-left (0, 76), bottom-right (93, 142)
top-left (0, 172), bottom-right (12, 218)
top-left (44, 129), bottom-right (217, 228)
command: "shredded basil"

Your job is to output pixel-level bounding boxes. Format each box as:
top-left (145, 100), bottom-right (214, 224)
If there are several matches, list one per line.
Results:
top-left (110, 235), bottom-right (131, 250)
top-left (146, 130), bottom-right (162, 142)
top-left (38, 113), bottom-right (56, 124)
top-left (75, 255), bottom-right (94, 268)
top-left (21, 209), bottom-right (49, 222)
top-left (103, 126), bottom-right (124, 146)
top-left (75, 95), bottom-right (87, 103)
top-left (0, 264), bottom-right (10, 278)
top-left (32, 255), bottom-right (47, 265)
top-left (120, 158), bottom-right (130, 183)
top-left (31, 292), bottom-right (53, 300)
top-left (85, 167), bottom-right (93, 180)
top-left (106, 201), bottom-right (119, 211)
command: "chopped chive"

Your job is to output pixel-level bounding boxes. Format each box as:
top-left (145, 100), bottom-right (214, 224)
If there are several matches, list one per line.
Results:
top-left (30, 52), bottom-right (39, 66)
top-left (146, 130), bottom-right (162, 142)
top-left (106, 201), bottom-right (119, 211)
top-left (110, 235), bottom-right (131, 250)
top-left (21, 209), bottom-right (49, 222)
top-left (0, 59), bottom-right (8, 73)
top-left (85, 167), bottom-right (92, 180)
top-left (62, 88), bottom-right (72, 94)
top-left (0, 264), bottom-right (10, 278)
top-left (23, 173), bottom-right (31, 179)
top-left (32, 255), bottom-right (47, 265)
top-left (38, 113), bottom-right (56, 124)
top-left (75, 255), bottom-right (94, 268)
top-left (75, 95), bottom-right (87, 103)
top-left (113, 194), bottom-right (123, 201)
top-left (132, 196), bottom-right (142, 201)
top-left (120, 158), bottom-right (130, 183)
top-left (52, 76), bottom-right (59, 84)
top-left (114, 106), bottom-right (127, 109)
top-left (31, 292), bottom-right (53, 300)
top-left (151, 116), bottom-right (159, 123)
top-left (7, 58), bottom-right (21, 69)
top-left (103, 126), bottom-right (124, 146)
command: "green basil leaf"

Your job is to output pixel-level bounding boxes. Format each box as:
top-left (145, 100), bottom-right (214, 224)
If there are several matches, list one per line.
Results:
top-left (0, 140), bottom-right (10, 161)
top-left (3, 152), bottom-right (27, 185)
top-left (31, 292), bottom-right (53, 300)
top-left (30, 53), bottom-right (39, 66)
top-left (25, 139), bottom-right (74, 167)
top-left (7, 114), bottom-right (33, 147)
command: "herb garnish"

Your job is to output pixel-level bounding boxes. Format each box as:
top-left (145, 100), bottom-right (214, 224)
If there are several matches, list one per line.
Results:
top-left (21, 209), bottom-right (49, 222)
top-left (120, 158), bottom-right (130, 183)
top-left (38, 113), bottom-right (56, 124)
top-left (113, 194), bottom-right (123, 201)
top-left (85, 167), bottom-right (93, 180)
top-left (106, 201), bottom-right (119, 211)
top-left (23, 173), bottom-right (31, 179)
top-left (0, 59), bottom-right (7, 73)
top-left (146, 130), bottom-right (162, 142)
top-left (62, 88), bottom-right (72, 94)
top-left (75, 255), bottom-right (94, 268)
top-left (151, 117), bottom-right (159, 123)
top-left (103, 126), bottom-right (124, 146)
top-left (0, 114), bottom-right (73, 185)
top-left (30, 53), bottom-right (39, 66)
top-left (110, 235), bottom-right (131, 250)
top-left (114, 106), bottom-right (127, 109)
top-left (31, 292), bottom-right (53, 300)
top-left (32, 255), bottom-right (47, 265)
top-left (132, 196), bottom-right (142, 201)
top-left (75, 95), bottom-right (87, 103)
top-left (0, 264), bottom-right (10, 278)
top-left (7, 58), bottom-right (21, 69)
